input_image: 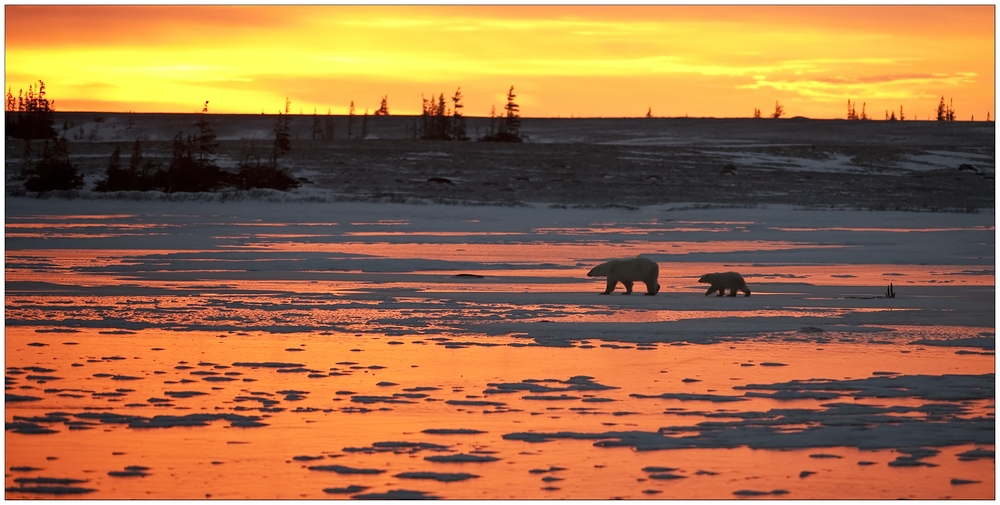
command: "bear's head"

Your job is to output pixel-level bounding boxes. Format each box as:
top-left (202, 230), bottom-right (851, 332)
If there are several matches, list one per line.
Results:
top-left (587, 263), bottom-right (610, 277)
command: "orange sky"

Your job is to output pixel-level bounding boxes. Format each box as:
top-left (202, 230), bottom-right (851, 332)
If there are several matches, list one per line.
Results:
top-left (4, 5), bottom-right (995, 119)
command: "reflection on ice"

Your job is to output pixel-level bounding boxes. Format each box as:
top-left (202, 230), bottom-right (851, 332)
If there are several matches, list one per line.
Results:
top-left (5, 326), bottom-right (994, 499)
top-left (4, 200), bottom-right (994, 499)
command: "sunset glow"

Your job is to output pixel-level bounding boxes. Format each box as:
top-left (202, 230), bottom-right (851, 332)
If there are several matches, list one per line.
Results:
top-left (5, 5), bottom-right (994, 119)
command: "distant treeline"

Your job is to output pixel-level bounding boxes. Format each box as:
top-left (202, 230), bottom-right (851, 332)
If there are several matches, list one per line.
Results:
top-left (6, 79), bottom-right (995, 194)
top-left (349, 85), bottom-right (523, 142)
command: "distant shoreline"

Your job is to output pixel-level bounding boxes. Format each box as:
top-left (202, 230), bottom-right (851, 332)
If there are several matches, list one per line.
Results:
top-left (19, 111), bottom-right (995, 122)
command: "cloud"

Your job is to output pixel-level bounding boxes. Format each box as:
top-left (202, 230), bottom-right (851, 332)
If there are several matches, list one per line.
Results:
top-left (737, 71), bottom-right (980, 101)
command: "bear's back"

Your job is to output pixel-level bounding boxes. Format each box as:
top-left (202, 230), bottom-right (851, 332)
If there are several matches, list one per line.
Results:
top-left (701, 271), bottom-right (745, 286)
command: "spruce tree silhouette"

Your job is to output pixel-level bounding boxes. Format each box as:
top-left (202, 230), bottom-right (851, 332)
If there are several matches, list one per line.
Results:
top-left (325, 109), bottom-right (335, 140)
top-left (480, 86), bottom-right (522, 142)
top-left (375, 96), bottom-right (389, 116)
top-left (5, 80), bottom-right (56, 140)
top-left (419, 92), bottom-right (452, 140)
top-left (360, 108), bottom-right (369, 140)
top-left (236, 102), bottom-right (299, 191)
top-left (24, 137), bottom-right (82, 192)
top-left (451, 88), bottom-right (468, 140)
top-left (194, 101), bottom-right (219, 163)
top-left (771, 101), bottom-right (784, 119)
top-left (347, 101), bottom-right (355, 139)
top-left (95, 139), bottom-right (160, 192)
top-left (312, 109), bottom-right (322, 140)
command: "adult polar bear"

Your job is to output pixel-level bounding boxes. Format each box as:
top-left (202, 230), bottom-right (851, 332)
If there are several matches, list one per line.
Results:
top-left (587, 257), bottom-right (660, 295)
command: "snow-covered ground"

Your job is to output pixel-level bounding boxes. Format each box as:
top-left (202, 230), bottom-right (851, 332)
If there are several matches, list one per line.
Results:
top-left (8, 113), bottom-right (994, 210)
top-left (5, 197), bottom-right (995, 499)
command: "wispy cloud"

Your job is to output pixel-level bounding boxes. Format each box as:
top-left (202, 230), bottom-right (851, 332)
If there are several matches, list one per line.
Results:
top-left (739, 72), bottom-right (980, 101)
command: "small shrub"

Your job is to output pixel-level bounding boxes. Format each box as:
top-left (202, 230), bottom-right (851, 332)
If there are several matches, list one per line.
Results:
top-left (94, 140), bottom-right (160, 192)
top-left (24, 138), bottom-right (83, 192)
top-left (235, 155), bottom-right (299, 191)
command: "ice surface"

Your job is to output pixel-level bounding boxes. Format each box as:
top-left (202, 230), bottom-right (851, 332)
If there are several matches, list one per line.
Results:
top-left (4, 194), bottom-right (994, 499)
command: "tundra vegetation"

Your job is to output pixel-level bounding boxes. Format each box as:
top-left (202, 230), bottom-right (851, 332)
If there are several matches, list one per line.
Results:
top-left (92, 101), bottom-right (298, 193)
top-left (90, 100), bottom-right (298, 194)
top-left (5, 80), bottom-right (994, 201)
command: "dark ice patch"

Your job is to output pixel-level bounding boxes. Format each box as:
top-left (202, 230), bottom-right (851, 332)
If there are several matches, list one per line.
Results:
top-left (323, 485), bottom-right (369, 494)
top-left (424, 453), bottom-right (500, 463)
top-left (733, 489), bottom-right (788, 496)
top-left (888, 447), bottom-right (940, 467)
top-left (351, 395), bottom-right (415, 404)
top-left (528, 466), bottom-right (566, 474)
top-left (503, 399), bottom-right (992, 451)
top-left (164, 391), bottom-right (207, 398)
top-left (523, 394), bottom-right (580, 401)
top-left (344, 441), bottom-right (450, 454)
top-left (6, 485), bottom-right (96, 495)
top-left (909, 337), bottom-right (993, 350)
top-left (735, 373), bottom-right (994, 401)
top-left (232, 362), bottom-right (305, 368)
top-left (446, 400), bottom-right (506, 407)
top-left (642, 466), bottom-right (679, 473)
top-left (352, 489), bottom-right (439, 499)
top-left (6, 394), bottom-right (42, 402)
top-left (956, 448), bottom-right (993, 461)
top-left (951, 478), bottom-right (982, 485)
top-left (71, 412), bottom-right (267, 429)
top-left (307, 464), bottom-right (384, 475)
top-left (6, 422), bottom-right (58, 434)
top-left (648, 473), bottom-right (686, 480)
top-left (484, 376), bottom-right (617, 395)
top-left (394, 471), bottom-right (478, 482)
top-left (108, 466), bottom-right (150, 477)
top-left (421, 428), bottom-right (486, 435)
top-left (631, 393), bottom-right (747, 403)
top-left (14, 477), bottom-right (88, 486)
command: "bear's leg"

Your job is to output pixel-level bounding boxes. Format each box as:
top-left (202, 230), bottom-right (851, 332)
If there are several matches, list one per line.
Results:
top-left (716, 285), bottom-right (725, 297)
top-left (643, 281), bottom-right (659, 296)
top-left (705, 286), bottom-right (718, 296)
top-left (727, 288), bottom-right (738, 297)
top-left (621, 280), bottom-right (634, 295)
top-left (601, 278), bottom-right (617, 295)
top-left (741, 285), bottom-right (751, 297)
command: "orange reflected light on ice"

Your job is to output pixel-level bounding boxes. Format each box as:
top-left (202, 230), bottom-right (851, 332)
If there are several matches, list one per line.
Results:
top-left (230, 241), bottom-right (845, 261)
top-left (4, 327), bottom-right (994, 499)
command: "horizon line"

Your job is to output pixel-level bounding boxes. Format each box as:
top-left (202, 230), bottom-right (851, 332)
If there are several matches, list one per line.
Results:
top-left (14, 110), bottom-right (993, 122)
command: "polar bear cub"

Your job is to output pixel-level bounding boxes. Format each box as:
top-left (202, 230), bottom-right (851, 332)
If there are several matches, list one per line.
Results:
top-left (698, 271), bottom-right (751, 297)
top-left (587, 257), bottom-right (660, 295)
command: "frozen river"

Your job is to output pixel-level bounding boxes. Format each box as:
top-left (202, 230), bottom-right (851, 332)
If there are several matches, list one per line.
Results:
top-left (4, 197), bottom-right (994, 499)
